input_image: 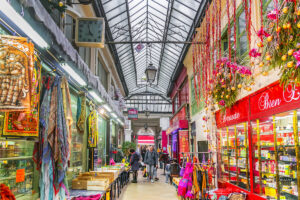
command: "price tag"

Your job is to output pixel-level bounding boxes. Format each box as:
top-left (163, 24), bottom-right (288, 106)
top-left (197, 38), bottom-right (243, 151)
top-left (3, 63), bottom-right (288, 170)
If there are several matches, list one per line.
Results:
top-left (16, 168), bottom-right (25, 183)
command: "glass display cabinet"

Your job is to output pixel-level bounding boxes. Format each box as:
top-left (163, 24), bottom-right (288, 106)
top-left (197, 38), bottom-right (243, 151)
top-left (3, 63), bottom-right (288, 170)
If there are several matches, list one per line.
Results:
top-left (0, 139), bottom-right (35, 199)
top-left (218, 123), bottom-right (249, 190)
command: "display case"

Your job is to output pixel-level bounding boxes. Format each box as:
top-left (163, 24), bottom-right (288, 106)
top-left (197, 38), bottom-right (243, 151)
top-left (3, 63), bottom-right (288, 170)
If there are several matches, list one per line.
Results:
top-left (0, 139), bottom-right (35, 199)
top-left (252, 117), bottom-right (277, 199)
top-left (67, 92), bottom-right (85, 185)
top-left (218, 123), bottom-right (249, 190)
top-left (94, 116), bottom-right (107, 169)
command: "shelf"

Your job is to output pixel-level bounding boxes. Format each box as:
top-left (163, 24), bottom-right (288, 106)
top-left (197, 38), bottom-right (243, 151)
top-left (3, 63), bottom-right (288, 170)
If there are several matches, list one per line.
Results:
top-left (0, 156), bottom-right (32, 161)
top-left (260, 146), bottom-right (274, 148)
top-left (277, 145), bottom-right (295, 148)
top-left (0, 172), bottom-right (33, 181)
top-left (278, 160), bottom-right (296, 163)
top-left (280, 191), bottom-right (298, 199)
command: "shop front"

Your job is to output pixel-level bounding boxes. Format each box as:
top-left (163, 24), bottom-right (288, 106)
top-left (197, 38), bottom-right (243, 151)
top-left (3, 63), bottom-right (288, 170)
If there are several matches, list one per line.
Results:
top-left (217, 81), bottom-right (300, 200)
top-left (167, 105), bottom-right (189, 163)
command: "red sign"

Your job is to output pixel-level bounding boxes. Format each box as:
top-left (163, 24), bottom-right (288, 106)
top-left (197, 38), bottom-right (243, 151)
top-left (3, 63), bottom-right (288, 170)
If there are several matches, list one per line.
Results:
top-left (168, 106), bottom-right (188, 134)
top-left (16, 169), bottom-right (25, 183)
top-left (179, 130), bottom-right (189, 160)
top-left (250, 84), bottom-right (300, 119)
top-left (215, 98), bottom-right (249, 128)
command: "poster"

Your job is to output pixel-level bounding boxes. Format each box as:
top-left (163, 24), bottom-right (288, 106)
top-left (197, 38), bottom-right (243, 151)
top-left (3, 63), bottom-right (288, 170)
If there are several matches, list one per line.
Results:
top-left (0, 36), bottom-right (34, 112)
top-left (179, 130), bottom-right (189, 159)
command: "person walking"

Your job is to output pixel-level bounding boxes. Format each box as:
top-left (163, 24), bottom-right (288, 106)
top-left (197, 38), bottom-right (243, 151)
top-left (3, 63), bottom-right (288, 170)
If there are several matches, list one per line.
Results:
top-left (144, 146), bottom-right (158, 183)
top-left (130, 149), bottom-right (140, 183)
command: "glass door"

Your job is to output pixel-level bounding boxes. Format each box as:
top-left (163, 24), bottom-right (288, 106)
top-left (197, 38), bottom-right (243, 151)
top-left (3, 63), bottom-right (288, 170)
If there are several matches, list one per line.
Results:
top-left (219, 128), bottom-right (229, 182)
top-left (228, 126), bottom-right (237, 184)
top-left (236, 122), bottom-right (249, 190)
top-left (253, 116), bottom-right (278, 199)
top-left (275, 111), bottom-right (298, 199)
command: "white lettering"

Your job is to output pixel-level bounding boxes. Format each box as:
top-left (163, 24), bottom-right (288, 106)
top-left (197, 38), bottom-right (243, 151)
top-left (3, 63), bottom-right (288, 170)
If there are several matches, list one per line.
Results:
top-left (283, 85), bottom-right (300, 103)
top-left (222, 112), bottom-right (240, 123)
top-left (258, 92), bottom-right (281, 111)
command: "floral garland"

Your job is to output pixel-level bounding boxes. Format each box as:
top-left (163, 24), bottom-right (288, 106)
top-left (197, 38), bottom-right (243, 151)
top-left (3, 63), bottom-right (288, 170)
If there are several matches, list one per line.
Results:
top-left (252, 0), bottom-right (300, 88)
top-left (210, 58), bottom-right (252, 110)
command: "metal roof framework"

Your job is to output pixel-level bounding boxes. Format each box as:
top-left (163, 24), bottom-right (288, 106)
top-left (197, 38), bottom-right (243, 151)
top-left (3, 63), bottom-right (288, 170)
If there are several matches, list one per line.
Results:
top-left (98, 0), bottom-right (209, 112)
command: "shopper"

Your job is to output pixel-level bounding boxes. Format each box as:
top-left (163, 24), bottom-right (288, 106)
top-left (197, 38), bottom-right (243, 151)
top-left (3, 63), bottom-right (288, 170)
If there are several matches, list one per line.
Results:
top-left (144, 146), bottom-right (158, 183)
top-left (130, 149), bottom-right (140, 183)
top-left (165, 160), bottom-right (171, 183)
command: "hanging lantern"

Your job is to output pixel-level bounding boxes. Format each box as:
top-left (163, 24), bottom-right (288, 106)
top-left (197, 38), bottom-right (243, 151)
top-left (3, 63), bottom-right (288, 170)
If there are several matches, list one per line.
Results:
top-left (145, 63), bottom-right (157, 83)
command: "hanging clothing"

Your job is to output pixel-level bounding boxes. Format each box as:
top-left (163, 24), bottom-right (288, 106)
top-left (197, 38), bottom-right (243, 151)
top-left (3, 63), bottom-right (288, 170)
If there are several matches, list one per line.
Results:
top-left (88, 109), bottom-right (98, 148)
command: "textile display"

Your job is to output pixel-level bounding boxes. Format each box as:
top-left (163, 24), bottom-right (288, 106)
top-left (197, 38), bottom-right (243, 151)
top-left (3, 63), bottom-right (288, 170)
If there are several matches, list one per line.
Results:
top-left (33, 76), bottom-right (71, 199)
top-left (21, 0), bottom-right (124, 119)
top-left (0, 36), bottom-right (34, 112)
top-left (88, 105), bottom-right (98, 148)
top-left (76, 92), bottom-right (86, 134)
top-left (3, 56), bottom-right (41, 137)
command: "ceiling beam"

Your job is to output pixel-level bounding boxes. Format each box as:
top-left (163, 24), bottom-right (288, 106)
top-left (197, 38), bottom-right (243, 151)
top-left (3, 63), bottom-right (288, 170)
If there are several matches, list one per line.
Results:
top-left (125, 0), bottom-right (138, 86)
top-left (156, 0), bottom-right (174, 84)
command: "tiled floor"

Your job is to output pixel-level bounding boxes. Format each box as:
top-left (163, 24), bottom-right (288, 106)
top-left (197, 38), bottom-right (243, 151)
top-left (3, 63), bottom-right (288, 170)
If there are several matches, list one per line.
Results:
top-left (120, 169), bottom-right (178, 200)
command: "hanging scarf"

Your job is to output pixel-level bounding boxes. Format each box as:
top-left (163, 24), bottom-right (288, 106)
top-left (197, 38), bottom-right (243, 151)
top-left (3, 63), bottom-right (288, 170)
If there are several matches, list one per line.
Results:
top-left (77, 92), bottom-right (86, 134)
top-left (88, 110), bottom-right (98, 148)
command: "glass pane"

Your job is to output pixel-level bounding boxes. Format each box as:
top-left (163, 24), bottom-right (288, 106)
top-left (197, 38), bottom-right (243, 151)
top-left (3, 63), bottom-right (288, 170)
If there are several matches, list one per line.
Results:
top-left (252, 116), bottom-right (277, 199)
top-left (94, 116), bottom-right (107, 169)
top-left (228, 126), bottom-right (237, 184)
top-left (239, 11), bottom-right (246, 34)
top-left (67, 93), bottom-right (83, 185)
top-left (239, 34), bottom-right (248, 56)
top-left (236, 122), bottom-right (249, 190)
top-left (219, 128), bottom-right (229, 181)
top-left (276, 111), bottom-right (297, 199)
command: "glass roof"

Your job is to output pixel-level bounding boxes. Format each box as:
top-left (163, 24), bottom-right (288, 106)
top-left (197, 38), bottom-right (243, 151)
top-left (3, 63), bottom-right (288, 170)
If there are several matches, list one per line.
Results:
top-left (101, 0), bottom-right (205, 112)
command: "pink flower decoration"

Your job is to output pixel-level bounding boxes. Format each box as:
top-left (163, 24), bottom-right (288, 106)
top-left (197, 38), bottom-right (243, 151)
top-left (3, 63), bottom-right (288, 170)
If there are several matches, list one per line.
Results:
top-left (249, 48), bottom-right (262, 58)
top-left (219, 100), bottom-right (225, 106)
top-left (293, 50), bottom-right (300, 67)
top-left (257, 28), bottom-right (270, 38)
top-left (267, 9), bottom-right (279, 20)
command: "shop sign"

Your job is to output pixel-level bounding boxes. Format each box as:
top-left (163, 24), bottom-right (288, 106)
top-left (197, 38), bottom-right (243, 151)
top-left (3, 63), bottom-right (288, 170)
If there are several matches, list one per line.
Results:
top-left (179, 130), bottom-right (189, 159)
top-left (215, 98), bottom-right (248, 127)
top-left (128, 108), bottom-right (138, 120)
top-left (251, 84), bottom-right (300, 116)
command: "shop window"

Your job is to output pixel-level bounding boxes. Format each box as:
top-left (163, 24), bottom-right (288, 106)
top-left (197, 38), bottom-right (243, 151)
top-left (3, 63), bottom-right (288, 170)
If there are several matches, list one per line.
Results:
top-left (218, 123), bottom-right (249, 190)
top-left (65, 14), bottom-right (76, 45)
top-left (79, 47), bottom-right (91, 68)
top-left (97, 58), bottom-right (108, 91)
top-left (190, 75), bottom-right (204, 116)
top-left (66, 92), bottom-right (84, 185)
top-left (173, 94), bottom-right (179, 113)
top-left (0, 24), bottom-right (8, 35)
top-left (94, 116), bottom-right (107, 169)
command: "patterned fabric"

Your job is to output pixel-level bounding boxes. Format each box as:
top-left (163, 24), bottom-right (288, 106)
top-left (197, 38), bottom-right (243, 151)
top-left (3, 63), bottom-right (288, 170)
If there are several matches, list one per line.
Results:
top-left (76, 92), bottom-right (86, 133)
top-left (35, 76), bottom-right (70, 199)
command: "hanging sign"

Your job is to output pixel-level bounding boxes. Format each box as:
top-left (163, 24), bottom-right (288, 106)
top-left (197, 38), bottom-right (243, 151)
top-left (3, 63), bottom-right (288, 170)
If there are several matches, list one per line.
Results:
top-left (215, 98), bottom-right (248, 128)
top-left (128, 108), bottom-right (138, 120)
top-left (250, 83), bottom-right (300, 118)
top-left (0, 36), bottom-right (35, 112)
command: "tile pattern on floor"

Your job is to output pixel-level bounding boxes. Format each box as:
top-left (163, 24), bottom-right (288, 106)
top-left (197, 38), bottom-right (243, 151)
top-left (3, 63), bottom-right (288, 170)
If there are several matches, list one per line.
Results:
top-left (119, 168), bottom-right (178, 200)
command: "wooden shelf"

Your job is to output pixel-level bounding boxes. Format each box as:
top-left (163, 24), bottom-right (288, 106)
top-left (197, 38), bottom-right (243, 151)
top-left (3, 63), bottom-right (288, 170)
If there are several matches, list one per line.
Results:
top-left (0, 172), bottom-right (33, 181)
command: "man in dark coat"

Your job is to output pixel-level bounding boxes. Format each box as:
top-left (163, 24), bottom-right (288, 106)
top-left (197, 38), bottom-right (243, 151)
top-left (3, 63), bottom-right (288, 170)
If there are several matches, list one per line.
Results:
top-left (130, 149), bottom-right (140, 183)
top-left (144, 146), bottom-right (158, 183)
